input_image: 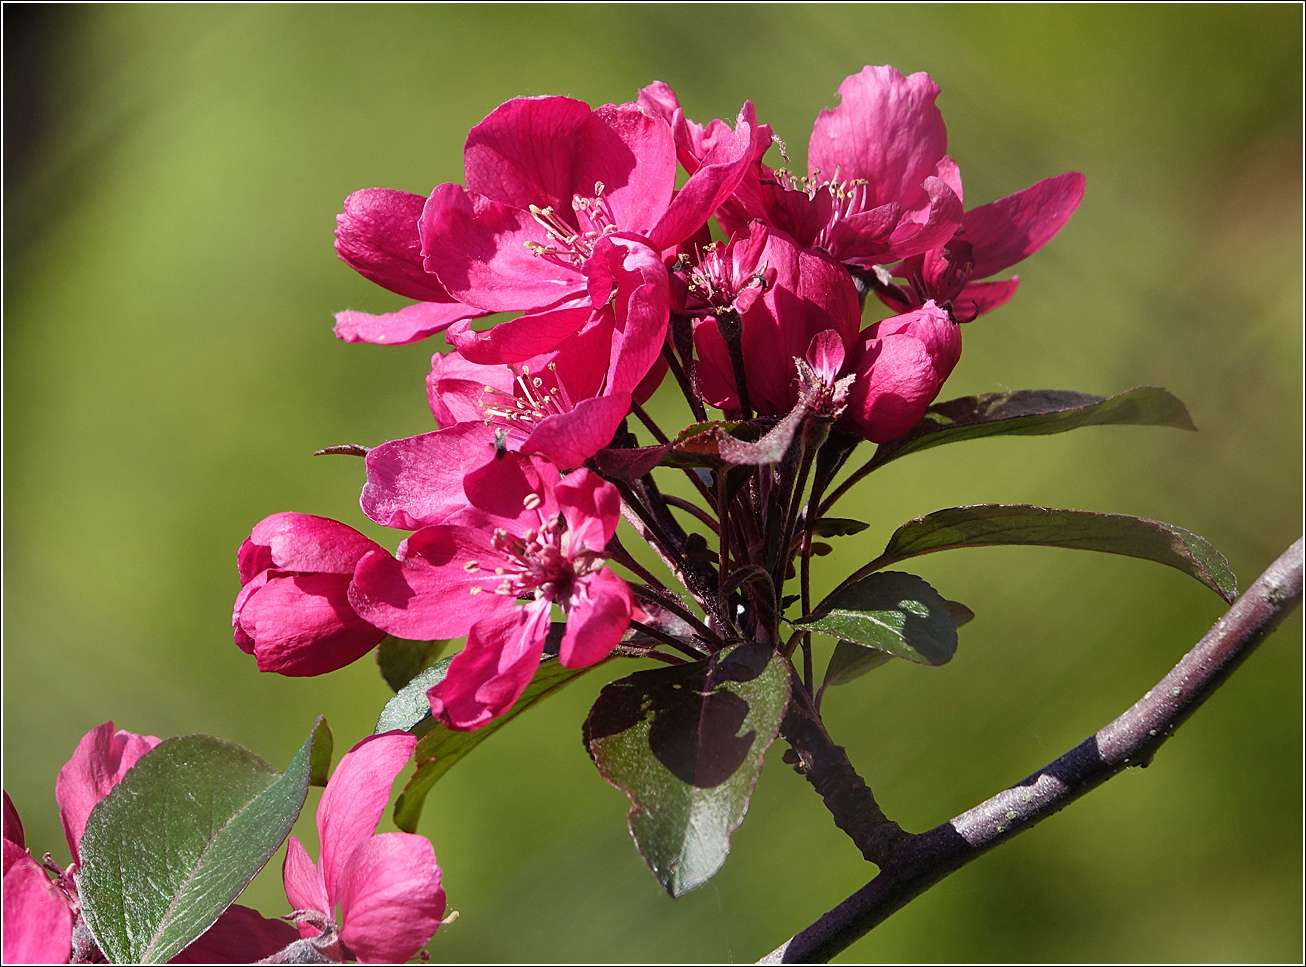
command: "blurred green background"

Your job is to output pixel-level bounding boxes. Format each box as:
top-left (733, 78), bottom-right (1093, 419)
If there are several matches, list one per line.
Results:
top-left (4, 4), bottom-right (1300, 962)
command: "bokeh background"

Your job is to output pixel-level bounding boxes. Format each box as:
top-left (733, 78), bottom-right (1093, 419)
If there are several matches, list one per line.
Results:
top-left (4, 5), bottom-right (1301, 962)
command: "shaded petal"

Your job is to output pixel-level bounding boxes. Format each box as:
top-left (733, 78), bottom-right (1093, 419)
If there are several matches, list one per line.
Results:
top-left (335, 188), bottom-right (452, 303)
top-left (282, 834), bottom-right (330, 918)
top-left (4, 791), bottom-right (26, 850)
top-left (2, 852), bottom-right (72, 965)
top-left (953, 276), bottom-right (1021, 323)
top-left (428, 603), bottom-right (551, 730)
top-left (170, 903), bottom-right (301, 964)
top-left (421, 183), bottom-right (583, 311)
top-left (240, 573), bottom-right (386, 677)
top-left (809, 66), bottom-right (948, 212)
top-left (556, 468), bottom-right (622, 554)
top-left (427, 352), bottom-right (509, 428)
top-left (361, 423), bottom-right (499, 530)
top-left (559, 568), bottom-right (632, 667)
top-left (462, 450), bottom-right (561, 527)
top-left (348, 528), bottom-right (508, 641)
top-left (56, 722), bottom-right (161, 861)
top-left (337, 833), bottom-right (445, 965)
top-left (249, 514), bottom-right (383, 576)
top-left (872, 174), bottom-right (964, 264)
top-left (334, 299), bottom-right (484, 346)
top-left (963, 172), bottom-right (1085, 279)
top-left (317, 733), bottom-right (418, 906)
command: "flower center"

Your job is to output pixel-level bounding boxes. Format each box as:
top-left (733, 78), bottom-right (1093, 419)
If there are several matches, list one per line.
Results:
top-left (478, 363), bottom-right (574, 436)
top-left (482, 501), bottom-right (574, 599)
top-left (523, 182), bottom-right (619, 269)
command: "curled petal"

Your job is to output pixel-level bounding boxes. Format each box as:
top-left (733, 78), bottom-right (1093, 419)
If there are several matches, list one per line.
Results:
top-left (337, 833), bottom-right (446, 965)
top-left (56, 721), bottom-right (161, 861)
top-left (2, 851), bottom-right (72, 965)
top-left (238, 572), bottom-right (386, 677)
top-left (428, 603), bottom-right (552, 730)
top-left (335, 188), bottom-right (452, 303)
top-left (248, 514), bottom-right (383, 577)
top-left (559, 568), bottom-right (632, 668)
top-left (556, 468), bottom-right (623, 554)
top-left (334, 300), bottom-right (485, 346)
top-left (317, 733), bottom-right (419, 906)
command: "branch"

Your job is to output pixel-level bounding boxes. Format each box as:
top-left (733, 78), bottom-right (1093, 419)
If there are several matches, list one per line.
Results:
top-left (760, 536), bottom-right (1304, 964)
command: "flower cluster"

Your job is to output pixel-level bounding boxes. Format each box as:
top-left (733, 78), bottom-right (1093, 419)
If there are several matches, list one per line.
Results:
top-left (234, 65), bottom-right (1082, 733)
top-left (2, 725), bottom-right (445, 965)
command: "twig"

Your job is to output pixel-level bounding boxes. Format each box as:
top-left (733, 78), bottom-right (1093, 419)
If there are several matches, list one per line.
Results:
top-left (759, 536), bottom-right (1304, 964)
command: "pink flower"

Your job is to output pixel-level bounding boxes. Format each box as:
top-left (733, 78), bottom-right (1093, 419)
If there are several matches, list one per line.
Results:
top-left (4, 792), bottom-right (73, 965)
top-left (283, 732), bottom-right (446, 964)
top-left (233, 513), bottom-right (389, 676)
top-left (714, 66), bottom-right (965, 268)
top-left (333, 188), bottom-right (488, 346)
top-left (56, 723), bottom-right (162, 866)
top-left (874, 171), bottom-right (1086, 321)
top-left (349, 456), bottom-right (633, 730)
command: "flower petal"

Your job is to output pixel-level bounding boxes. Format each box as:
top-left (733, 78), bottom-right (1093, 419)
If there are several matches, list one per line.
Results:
top-left (521, 393), bottom-right (630, 470)
top-left (249, 514), bottom-right (383, 576)
top-left (334, 299), bottom-right (484, 347)
top-left (445, 300), bottom-right (592, 365)
top-left (428, 603), bottom-right (551, 730)
top-left (361, 423), bottom-right (499, 531)
top-left (559, 567), bottom-right (632, 667)
top-left (2, 851), bottom-right (72, 965)
top-left (240, 573), bottom-right (386, 677)
top-left (335, 188), bottom-right (453, 303)
top-left (556, 468), bottom-right (623, 554)
top-left (963, 172), bottom-right (1085, 279)
top-left (336, 833), bottom-right (446, 965)
top-left (317, 733), bottom-right (418, 907)
top-left (56, 721), bottom-right (161, 860)
top-left (282, 834), bottom-right (330, 919)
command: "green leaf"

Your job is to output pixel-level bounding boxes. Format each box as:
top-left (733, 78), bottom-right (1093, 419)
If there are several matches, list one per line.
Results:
top-left (796, 571), bottom-right (958, 666)
top-left (812, 517), bottom-right (870, 537)
top-left (386, 652), bottom-right (605, 833)
top-left (79, 724), bottom-right (318, 963)
top-left (377, 637), bottom-right (448, 693)
top-left (308, 717), bottom-right (334, 788)
top-left (375, 656), bottom-right (454, 737)
top-left (871, 386), bottom-right (1196, 469)
top-left (875, 504), bottom-right (1238, 603)
top-left (584, 642), bottom-right (790, 897)
top-left (822, 640), bottom-right (894, 690)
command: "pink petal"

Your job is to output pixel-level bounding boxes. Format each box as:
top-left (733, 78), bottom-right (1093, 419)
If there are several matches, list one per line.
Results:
top-left (2, 851), bottom-right (72, 964)
top-left (463, 96), bottom-right (601, 215)
top-left (461, 450), bottom-right (562, 528)
top-left (845, 302), bottom-right (961, 443)
top-left (587, 103), bottom-right (677, 236)
top-left (249, 514), bottom-right (383, 576)
top-left (317, 733), bottom-right (418, 906)
top-left (334, 299), bottom-right (484, 346)
top-left (427, 352), bottom-right (510, 428)
top-left (335, 188), bottom-right (452, 303)
top-left (445, 300), bottom-right (592, 365)
top-left (421, 183), bottom-right (584, 312)
top-left (521, 393), bottom-right (630, 470)
top-left (428, 603), bottom-right (551, 730)
top-left (336, 833), bottom-right (446, 964)
top-left (873, 174), bottom-right (964, 264)
top-left (239, 573), bottom-right (386, 677)
top-left (56, 722), bottom-right (161, 861)
top-left (361, 423), bottom-right (499, 531)
top-left (809, 66), bottom-right (948, 212)
top-left (597, 237), bottom-right (671, 395)
top-left (559, 568), bottom-right (632, 667)
top-left (283, 834), bottom-right (330, 918)
top-left (650, 101), bottom-right (765, 250)
top-left (556, 468), bottom-right (623, 554)
top-left (3, 791), bottom-right (25, 850)
top-left (169, 903), bottom-right (301, 964)
top-left (963, 171), bottom-right (1086, 279)
top-left (805, 330), bottom-right (846, 384)
top-left (348, 527), bottom-right (509, 641)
